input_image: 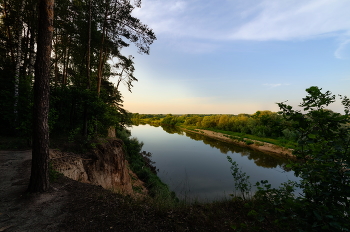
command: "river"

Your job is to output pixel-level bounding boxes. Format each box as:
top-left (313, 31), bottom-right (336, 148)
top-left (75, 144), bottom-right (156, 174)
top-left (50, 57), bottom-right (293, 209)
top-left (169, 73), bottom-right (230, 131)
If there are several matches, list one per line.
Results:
top-left (129, 124), bottom-right (299, 202)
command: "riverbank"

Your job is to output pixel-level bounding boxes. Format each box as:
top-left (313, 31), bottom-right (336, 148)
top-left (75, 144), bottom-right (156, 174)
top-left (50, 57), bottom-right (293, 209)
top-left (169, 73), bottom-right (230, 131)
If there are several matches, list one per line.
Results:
top-left (182, 128), bottom-right (294, 158)
top-left (0, 149), bottom-right (283, 231)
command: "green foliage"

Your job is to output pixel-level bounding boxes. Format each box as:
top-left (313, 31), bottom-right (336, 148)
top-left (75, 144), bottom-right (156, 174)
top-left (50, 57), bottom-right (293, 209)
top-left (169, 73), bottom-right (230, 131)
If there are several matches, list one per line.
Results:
top-left (0, 0), bottom-right (154, 144)
top-left (226, 87), bottom-right (350, 231)
top-left (50, 84), bottom-right (131, 140)
top-left (49, 162), bottom-right (63, 182)
top-left (117, 128), bottom-right (177, 202)
top-left (277, 86), bottom-right (350, 231)
top-left (160, 114), bottom-right (181, 126)
top-left (227, 156), bottom-right (252, 200)
top-left (133, 112), bottom-right (297, 146)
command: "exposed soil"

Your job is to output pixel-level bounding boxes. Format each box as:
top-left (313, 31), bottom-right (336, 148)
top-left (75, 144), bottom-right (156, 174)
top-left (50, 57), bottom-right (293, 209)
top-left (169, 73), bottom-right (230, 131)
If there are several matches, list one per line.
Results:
top-left (183, 129), bottom-right (294, 158)
top-left (0, 150), bottom-right (261, 232)
top-left (0, 150), bottom-right (68, 231)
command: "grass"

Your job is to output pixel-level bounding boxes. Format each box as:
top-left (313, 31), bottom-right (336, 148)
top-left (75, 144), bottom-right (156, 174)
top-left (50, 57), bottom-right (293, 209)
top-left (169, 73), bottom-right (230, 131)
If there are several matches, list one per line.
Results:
top-left (62, 174), bottom-right (299, 232)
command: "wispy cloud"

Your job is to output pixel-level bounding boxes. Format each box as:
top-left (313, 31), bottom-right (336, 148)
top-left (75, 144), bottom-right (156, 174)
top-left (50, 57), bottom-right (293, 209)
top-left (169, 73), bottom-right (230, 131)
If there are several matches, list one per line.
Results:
top-left (334, 38), bottom-right (350, 59)
top-left (137, 0), bottom-right (350, 39)
top-left (133, 0), bottom-right (189, 36)
top-left (229, 0), bottom-right (350, 41)
top-left (135, 0), bottom-right (350, 56)
top-left (263, 83), bottom-right (290, 88)
top-left (133, 0), bottom-right (241, 39)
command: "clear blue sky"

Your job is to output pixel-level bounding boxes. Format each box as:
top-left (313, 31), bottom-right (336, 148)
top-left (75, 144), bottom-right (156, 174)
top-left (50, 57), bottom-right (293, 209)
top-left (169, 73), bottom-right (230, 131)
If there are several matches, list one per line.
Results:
top-left (114, 0), bottom-right (350, 114)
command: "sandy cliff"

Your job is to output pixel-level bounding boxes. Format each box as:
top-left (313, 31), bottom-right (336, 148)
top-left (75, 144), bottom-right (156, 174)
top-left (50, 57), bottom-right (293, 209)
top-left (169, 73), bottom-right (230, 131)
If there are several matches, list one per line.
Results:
top-left (50, 139), bottom-right (146, 196)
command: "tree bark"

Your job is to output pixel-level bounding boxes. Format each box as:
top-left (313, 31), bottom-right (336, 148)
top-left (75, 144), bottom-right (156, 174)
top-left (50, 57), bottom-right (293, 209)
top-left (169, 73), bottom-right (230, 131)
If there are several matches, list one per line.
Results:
top-left (86, 0), bottom-right (92, 90)
top-left (3, 0), bottom-right (15, 64)
top-left (96, 2), bottom-right (109, 96)
top-left (82, 0), bottom-right (92, 137)
top-left (28, 0), bottom-right (54, 193)
top-left (14, 0), bottom-right (25, 124)
top-left (28, 25), bottom-right (36, 77)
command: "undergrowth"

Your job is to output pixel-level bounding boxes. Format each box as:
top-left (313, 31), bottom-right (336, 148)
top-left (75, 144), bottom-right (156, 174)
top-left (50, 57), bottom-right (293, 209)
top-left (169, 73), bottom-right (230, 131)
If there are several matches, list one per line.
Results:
top-left (116, 128), bottom-right (178, 206)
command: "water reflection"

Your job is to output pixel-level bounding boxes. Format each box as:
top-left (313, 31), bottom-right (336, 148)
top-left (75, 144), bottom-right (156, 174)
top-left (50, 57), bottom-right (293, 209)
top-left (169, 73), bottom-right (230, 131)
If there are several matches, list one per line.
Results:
top-left (179, 129), bottom-right (290, 169)
top-left (161, 125), bottom-right (185, 135)
top-left (129, 124), bottom-right (298, 201)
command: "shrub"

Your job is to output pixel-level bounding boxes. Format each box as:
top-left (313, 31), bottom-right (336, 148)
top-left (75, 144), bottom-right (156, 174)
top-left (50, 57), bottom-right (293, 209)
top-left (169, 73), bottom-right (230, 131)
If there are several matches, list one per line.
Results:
top-left (277, 86), bottom-right (350, 231)
top-left (227, 87), bottom-right (350, 231)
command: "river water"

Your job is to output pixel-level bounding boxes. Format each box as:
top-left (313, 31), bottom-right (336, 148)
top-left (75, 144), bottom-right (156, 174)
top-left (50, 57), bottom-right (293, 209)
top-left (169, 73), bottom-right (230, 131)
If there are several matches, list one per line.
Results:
top-left (129, 124), bottom-right (299, 202)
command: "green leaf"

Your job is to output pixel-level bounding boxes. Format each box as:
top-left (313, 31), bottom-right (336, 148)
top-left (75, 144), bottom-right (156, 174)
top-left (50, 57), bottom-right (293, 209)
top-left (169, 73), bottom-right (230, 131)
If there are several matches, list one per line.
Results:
top-left (308, 134), bottom-right (316, 139)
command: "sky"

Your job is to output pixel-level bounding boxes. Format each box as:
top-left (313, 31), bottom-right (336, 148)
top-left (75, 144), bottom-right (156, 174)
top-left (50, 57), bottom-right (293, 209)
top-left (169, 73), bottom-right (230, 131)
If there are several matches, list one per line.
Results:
top-left (114, 0), bottom-right (350, 114)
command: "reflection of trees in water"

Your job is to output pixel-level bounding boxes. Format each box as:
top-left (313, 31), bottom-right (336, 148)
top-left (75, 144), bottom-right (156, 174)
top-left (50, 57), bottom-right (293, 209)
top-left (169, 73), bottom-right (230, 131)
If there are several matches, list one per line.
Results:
top-left (183, 130), bottom-right (289, 170)
top-left (161, 126), bottom-right (184, 135)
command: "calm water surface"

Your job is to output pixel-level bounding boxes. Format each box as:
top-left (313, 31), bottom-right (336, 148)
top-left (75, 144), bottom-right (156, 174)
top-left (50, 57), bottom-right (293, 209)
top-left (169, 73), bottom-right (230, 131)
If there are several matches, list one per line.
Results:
top-left (129, 124), bottom-right (299, 201)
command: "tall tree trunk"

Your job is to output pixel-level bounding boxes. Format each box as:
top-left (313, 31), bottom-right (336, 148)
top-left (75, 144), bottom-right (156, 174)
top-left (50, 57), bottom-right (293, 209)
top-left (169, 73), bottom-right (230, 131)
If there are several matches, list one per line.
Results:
top-left (53, 33), bottom-right (59, 86)
top-left (62, 41), bottom-right (69, 86)
top-left (14, 0), bottom-right (25, 124)
top-left (83, 0), bottom-right (92, 137)
top-left (96, 3), bottom-right (109, 96)
top-left (22, 26), bottom-right (30, 77)
top-left (3, 0), bottom-right (15, 64)
top-left (86, 0), bottom-right (91, 90)
top-left (28, 0), bottom-right (54, 193)
top-left (28, 26), bottom-right (36, 77)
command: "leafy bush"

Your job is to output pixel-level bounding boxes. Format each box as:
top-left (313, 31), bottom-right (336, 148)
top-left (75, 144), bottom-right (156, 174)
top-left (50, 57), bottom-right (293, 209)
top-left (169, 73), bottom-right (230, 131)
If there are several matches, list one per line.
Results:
top-left (277, 86), bottom-right (350, 231)
top-left (117, 128), bottom-right (177, 201)
top-left (227, 87), bottom-right (350, 231)
top-left (227, 156), bottom-right (252, 200)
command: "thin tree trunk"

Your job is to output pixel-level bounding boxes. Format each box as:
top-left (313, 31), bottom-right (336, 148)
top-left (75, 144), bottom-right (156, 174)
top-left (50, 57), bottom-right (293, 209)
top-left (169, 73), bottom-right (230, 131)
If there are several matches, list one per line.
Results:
top-left (53, 33), bottom-right (59, 86)
top-left (28, 0), bottom-right (54, 193)
top-left (28, 26), bottom-right (36, 77)
top-left (14, 0), bottom-right (25, 124)
top-left (86, 0), bottom-right (91, 90)
top-left (3, 0), bottom-right (15, 64)
top-left (62, 40), bottom-right (69, 86)
top-left (22, 26), bottom-right (30, 77)
top-left (83, 0), bottom-right (92, 137)
top-left (62, 46), bottom-right (67, 85)
top-left (62, 49), bottom-right (67, 85)
top-left (116, 67), bottom-right (126, 90)
top-left (96, 3), bottom-right (109, 96)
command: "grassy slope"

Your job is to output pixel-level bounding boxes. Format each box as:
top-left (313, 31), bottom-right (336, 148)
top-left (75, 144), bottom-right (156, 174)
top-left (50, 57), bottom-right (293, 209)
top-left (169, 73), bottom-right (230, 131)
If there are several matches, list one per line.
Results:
top-left (60, 174), bottom-right (292, 232)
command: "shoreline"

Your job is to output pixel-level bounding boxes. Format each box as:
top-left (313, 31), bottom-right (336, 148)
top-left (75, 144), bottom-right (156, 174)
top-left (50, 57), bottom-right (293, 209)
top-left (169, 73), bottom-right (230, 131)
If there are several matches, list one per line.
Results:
top-left (181, 128), bottom-right (294, 158)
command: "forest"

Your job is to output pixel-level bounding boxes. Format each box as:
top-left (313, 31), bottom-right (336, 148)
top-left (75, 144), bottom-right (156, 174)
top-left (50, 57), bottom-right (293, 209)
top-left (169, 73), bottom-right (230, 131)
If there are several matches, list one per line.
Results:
top-left (0, 0), bottom-right (155, 144)
top-left (132, 111), bottom-right (298, 146)
top-left (1, 1), bottom-right (350, 230)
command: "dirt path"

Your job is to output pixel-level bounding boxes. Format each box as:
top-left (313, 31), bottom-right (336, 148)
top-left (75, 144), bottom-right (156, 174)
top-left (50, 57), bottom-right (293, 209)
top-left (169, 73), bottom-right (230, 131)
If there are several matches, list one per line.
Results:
top-left (0, 150), bottom-right (69, 232)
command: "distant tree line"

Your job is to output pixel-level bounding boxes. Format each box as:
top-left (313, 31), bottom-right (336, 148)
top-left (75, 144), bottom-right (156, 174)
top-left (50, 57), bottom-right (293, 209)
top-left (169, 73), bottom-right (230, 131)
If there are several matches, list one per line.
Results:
top-left (132, 111), bottom-right (298, 141)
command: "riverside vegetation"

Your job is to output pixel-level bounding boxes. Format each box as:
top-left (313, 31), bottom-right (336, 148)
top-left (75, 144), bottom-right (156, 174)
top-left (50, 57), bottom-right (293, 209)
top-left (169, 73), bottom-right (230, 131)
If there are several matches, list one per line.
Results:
top-left (131, 87), bottom-right (350, 231)
top-left (2, 86), bottom-right (349, 231)
top-left (132, 108), bottom-right (298, 150)
top-left (1, 1), bottom-right (348, 230)
top-left (1, 82), bottom-right (349, 230)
